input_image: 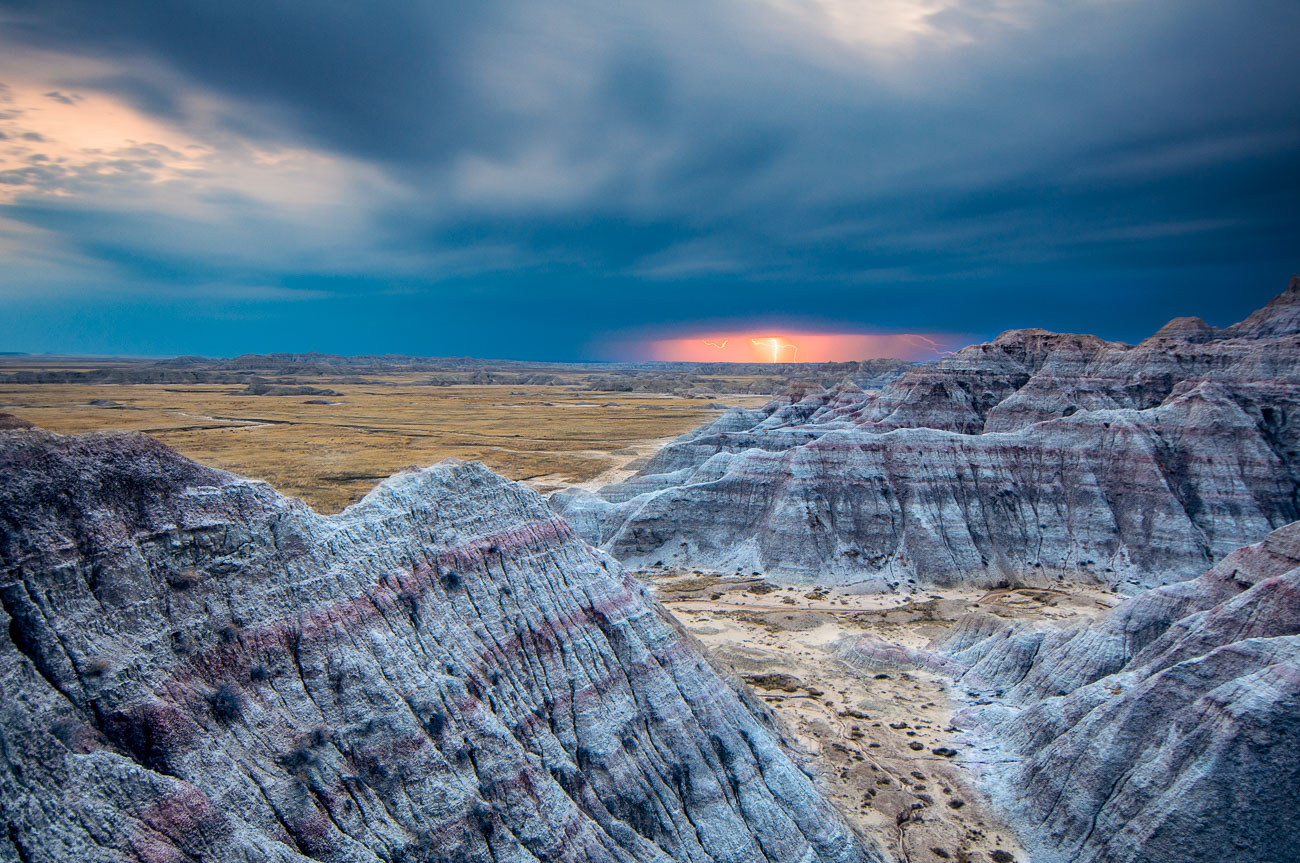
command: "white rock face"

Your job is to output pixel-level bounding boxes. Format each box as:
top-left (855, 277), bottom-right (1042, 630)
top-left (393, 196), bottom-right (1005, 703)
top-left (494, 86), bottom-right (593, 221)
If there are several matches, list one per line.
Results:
top-left (0, 430), bottom-right (878, 863)
top-left (937, 521), bottom-right (1300, 863)
top-left (553, 277), bottom-right (1300, 588)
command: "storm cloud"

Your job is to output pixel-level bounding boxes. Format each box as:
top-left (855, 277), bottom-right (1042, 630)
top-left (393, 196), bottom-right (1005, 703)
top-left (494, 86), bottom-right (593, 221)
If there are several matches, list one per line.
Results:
top-left (0, 0), bottom-right (1296, 357)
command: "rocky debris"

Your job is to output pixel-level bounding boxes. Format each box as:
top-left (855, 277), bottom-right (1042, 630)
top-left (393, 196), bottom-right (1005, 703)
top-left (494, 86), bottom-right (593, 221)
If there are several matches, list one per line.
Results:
top-left (0, 429), bottom-right (878, 863)
top-left (552, 277), bottom-right (1300, 588)
top-left (939, 521), bottom-right (1300, 863)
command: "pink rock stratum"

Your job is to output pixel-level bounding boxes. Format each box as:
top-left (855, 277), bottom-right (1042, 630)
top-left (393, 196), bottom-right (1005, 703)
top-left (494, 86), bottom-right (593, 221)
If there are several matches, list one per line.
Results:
top-left (0, 431), bottom-right (878, 863)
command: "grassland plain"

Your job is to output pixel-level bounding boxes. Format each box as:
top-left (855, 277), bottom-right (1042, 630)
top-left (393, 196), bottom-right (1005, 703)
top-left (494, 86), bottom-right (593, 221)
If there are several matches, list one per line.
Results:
top-left (0, 378), bottom-right (769, 511)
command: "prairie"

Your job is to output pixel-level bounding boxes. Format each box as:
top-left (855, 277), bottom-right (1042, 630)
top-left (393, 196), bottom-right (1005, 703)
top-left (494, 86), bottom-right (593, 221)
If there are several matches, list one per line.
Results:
top-left (0, 377), bottom-right (767, 511)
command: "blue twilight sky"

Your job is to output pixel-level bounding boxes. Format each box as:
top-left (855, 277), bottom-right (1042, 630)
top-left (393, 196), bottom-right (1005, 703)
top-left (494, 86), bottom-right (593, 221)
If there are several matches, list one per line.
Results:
top-left (0, 0), bottom-right (1296, 360)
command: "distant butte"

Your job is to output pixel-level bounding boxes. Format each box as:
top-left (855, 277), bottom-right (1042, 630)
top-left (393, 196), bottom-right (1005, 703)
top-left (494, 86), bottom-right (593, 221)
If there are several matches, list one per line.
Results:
top-left (553, 276), bottom-right (1300, 591)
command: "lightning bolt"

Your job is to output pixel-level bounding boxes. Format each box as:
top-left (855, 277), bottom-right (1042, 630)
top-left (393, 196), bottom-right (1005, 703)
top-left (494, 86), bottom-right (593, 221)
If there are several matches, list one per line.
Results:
top-left (899, 334), bottom-right (953, 356)
top-left (751, 338), bottom-right (798, 363)
top-left (703, 340), bottom-right (729, 349)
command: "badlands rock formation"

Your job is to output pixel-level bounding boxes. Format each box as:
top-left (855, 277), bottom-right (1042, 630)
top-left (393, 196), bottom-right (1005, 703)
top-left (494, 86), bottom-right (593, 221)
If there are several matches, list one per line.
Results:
top-left (0, 430), bottom-right (877, 863)
top-left (553, 277), bottom-right (1300, 588)
top-left (939, 521), bottom-right (1300, 863)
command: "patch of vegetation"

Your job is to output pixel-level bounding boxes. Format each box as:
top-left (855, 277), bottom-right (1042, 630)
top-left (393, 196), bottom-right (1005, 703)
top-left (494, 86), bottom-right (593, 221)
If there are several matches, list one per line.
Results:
top-left (208, 684), bottom-right (243, 723)
top-left (742, 672), bottom-right (804, 693)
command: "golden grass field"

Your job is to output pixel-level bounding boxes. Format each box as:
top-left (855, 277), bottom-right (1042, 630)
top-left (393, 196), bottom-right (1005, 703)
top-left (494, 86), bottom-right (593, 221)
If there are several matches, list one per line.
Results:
top-left (0, 378), bottom-right (769, 511)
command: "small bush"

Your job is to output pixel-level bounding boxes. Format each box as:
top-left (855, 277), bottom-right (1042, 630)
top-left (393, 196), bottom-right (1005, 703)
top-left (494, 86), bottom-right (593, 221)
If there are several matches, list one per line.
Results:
top-left (85, 657), bottom-right (111, 677)
top-left (170, 630), bottom-right (194, 655)
top-left (280, 726), bottom-right (332, 773)
top-left (208, 684), bottom-right (243, 723)
top-left (249, 663), bottom-right (270, 682)
top-left (279, 744), bottom-right (316, 772)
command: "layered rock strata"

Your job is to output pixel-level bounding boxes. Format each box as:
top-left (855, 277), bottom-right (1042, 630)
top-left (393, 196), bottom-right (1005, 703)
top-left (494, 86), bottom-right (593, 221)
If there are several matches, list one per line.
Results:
top-left (553, 277), bottom-right (1300, 588)
top-left (0, 430), bottom-right (875, 863)
top-left (937, 521), bottom-right (1300, 863)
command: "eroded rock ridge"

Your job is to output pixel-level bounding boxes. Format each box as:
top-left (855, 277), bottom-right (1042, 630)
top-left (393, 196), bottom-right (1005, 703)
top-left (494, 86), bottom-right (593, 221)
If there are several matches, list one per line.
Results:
top-left (553, 277), bottom-right (1300, 588)
top-left (0, 430), bottom-right (875, 863)
top-left (938, 521), bottom-right (1300, 863)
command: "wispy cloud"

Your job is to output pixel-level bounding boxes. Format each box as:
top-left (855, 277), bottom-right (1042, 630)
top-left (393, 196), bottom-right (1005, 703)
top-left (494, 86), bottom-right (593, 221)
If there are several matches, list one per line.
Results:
top-left (43, 89), bottom-right (81, 105)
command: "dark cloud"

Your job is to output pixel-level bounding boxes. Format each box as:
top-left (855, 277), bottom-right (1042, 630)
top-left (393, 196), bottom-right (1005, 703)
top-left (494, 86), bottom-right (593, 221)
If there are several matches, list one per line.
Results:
top-left (2, 0), bottom-right (503, 163)
top-left (0, 0), bottom-right (1297, 358)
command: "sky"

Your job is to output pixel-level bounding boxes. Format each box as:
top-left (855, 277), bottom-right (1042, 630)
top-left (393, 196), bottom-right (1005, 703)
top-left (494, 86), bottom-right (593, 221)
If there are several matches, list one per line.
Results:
top-left (0, 0), bottom-right (1296, 361)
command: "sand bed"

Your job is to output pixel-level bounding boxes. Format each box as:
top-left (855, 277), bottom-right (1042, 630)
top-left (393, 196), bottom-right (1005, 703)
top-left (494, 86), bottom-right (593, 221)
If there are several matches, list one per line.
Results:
top-left (645, 571), bottom-right (1119, 863)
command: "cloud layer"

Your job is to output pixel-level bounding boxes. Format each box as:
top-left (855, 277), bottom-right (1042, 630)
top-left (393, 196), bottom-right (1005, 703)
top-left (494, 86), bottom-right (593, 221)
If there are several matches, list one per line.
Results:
top-left (0, 0), bottom-right (1297, 358)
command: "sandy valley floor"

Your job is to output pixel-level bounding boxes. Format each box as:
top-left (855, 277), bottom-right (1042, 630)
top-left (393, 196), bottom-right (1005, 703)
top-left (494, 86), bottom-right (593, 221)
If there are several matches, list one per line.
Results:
top-left (642, 571), bottom-right (1120, 863)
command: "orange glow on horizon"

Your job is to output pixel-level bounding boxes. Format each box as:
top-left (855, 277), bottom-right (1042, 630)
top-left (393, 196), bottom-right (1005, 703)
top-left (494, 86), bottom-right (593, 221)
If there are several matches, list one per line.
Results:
top-left (750, 337), bottom-right (799, 362)
top-left (642, 331), bottom-right (961, 363)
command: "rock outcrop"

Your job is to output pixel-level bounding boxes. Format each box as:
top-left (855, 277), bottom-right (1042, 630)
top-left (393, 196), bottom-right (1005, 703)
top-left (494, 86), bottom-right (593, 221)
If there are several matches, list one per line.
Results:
top-left (0, 430), bottom-right (876, 863)
top-left (937, 521), bottom-right (1300, 863)
top-left (552, 277), bottom-right (1300, 588)
top-left (239, 382), bottom-right (342, 397)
